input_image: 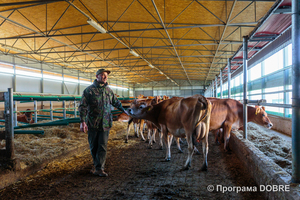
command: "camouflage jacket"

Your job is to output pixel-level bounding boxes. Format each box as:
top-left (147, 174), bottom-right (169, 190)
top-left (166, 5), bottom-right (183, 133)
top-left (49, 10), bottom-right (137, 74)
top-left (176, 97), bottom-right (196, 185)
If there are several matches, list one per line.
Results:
top-left (78, 79), bottom-right (125, 130)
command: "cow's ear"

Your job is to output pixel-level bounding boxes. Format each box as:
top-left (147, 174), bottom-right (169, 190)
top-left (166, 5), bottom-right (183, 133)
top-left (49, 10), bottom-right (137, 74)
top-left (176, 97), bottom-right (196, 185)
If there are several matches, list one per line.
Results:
top-left (262, 106), bottom-right (265, 111)
top-left (255, 106), bottom-right (260, 115)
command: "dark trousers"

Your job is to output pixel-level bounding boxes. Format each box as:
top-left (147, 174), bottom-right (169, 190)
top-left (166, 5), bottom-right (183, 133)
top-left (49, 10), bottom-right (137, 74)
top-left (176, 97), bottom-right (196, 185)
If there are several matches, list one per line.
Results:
top-left (87, 128), bottom-right (110, 171)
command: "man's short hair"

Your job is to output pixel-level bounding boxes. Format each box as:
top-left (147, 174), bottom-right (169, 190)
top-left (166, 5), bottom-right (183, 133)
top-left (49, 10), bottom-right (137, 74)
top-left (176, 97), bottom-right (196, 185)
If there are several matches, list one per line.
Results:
top-left (96, 69), bottom-right (111, 75)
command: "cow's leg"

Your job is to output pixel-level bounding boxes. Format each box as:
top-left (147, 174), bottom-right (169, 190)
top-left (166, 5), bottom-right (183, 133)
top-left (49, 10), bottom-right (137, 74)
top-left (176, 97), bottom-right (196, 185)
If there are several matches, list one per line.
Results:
top-left (223, 123), bottom-right (232, 151)
top-left (134, 123), bottom-right (138, 137)
top-left (125, 123), bottom-right (131, 143)
top-left (143, 122), bottom-right (147, 134)
top-left (213, 130), bottom-right (220, 145)
top-left (139, 120), bottom-right (146, 141)
top-left (201, 132), bottom-right (209, 171)
top-left (159, 130), bottom-right (163, 150)
top-left (166, 134), bottom-right (173, 161)
top-left (183, 132), bottom-right (194, 170)
top-left (175, 137), bottom-right (183, 153)
top-left (152, 129), bottom-right (156, 143)
top-left (147, 129), bottom-right (152, 148)
top-left (193, 146), bottom-right (201, 155)
top-left (146, 125), bottom-right (151, 143)
top-left (162, 128), bottom-right (171, 161)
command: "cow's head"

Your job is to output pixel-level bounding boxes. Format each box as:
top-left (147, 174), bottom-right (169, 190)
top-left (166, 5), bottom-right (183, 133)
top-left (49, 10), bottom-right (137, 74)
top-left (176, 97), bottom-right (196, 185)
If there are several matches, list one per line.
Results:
top-left (253, 106), bottom-right (273, 129)
top-left (128, 100), bottom-right (151, 118)
top-left (24, 109), bottom-right (34, 123)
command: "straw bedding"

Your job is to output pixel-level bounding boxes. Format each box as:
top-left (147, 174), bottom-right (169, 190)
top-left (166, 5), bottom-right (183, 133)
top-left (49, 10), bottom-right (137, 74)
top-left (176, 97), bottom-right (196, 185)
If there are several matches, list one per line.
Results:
top-left (0, 120), bottom-right (130, 170)
top-left (238, 122), bottom-right (292, 175)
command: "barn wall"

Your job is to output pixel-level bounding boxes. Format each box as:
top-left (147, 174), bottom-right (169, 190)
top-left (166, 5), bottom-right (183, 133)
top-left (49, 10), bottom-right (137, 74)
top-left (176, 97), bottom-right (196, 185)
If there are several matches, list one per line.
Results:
top-left (0, 73), bottom-right (13, 92)
top-left (268, 115), bottom-right (292, 136)
top-left (16, 76), bottom-right (41, 93)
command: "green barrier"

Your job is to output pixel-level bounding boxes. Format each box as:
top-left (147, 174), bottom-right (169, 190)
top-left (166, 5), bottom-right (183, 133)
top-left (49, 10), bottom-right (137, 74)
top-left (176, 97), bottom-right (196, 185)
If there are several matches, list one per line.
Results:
top-left (14, 121), bottom-right (69, 129)
top-left (33, 114), bottom-right (64, 119)
top-left (0, 119), bottom-right (28, 124)
top-left (14, 130), bottom-right (44, 135)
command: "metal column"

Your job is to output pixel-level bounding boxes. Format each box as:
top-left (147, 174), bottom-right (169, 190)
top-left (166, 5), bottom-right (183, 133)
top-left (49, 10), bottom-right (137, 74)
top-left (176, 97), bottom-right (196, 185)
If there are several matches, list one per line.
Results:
top-left (220, 70), bottom-right (223, 99)
top-left (4, 88), bottom-right (14, 159)
top-left (291, 0), bottom-right (300, 183)
top-left (14, 101), bottom-right (17, 127)
top-left (63, 100), bottom-right (67, 119)
top-left (74, 100), bottom-right (77, 117)
top-left (228, 58), bottom-right (231, 98)
top-left (243, 36), bottom-right (248, 139)
top-left (50, 101), bottom-right (53, 121)
top-left (34, 100), bottom-right (38, 123)
top-left (212, 80), bottom-right (215, 97)
top-left (215, 76), bottom-right (218, 97)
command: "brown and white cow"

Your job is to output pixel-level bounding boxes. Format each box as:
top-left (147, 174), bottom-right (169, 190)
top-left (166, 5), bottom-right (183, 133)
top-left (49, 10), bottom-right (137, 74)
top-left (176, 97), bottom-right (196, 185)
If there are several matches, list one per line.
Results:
top-left (128, 95), bottom-right (212, 171)
top-left (17, 109), bottom-right (34, 123)
top-left (208, 98), bottom-right (273, 150)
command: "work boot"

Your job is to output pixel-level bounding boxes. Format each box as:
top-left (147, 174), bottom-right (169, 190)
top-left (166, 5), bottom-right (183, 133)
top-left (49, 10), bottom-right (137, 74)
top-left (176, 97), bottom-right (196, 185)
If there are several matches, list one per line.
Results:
top-left (93, 169), bottom-right (108, 177)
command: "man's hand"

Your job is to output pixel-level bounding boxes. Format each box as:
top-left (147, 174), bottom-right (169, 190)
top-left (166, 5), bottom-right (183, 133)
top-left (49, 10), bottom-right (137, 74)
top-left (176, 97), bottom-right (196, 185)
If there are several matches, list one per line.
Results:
top-left (124, 110), bottom-right (130, 116)
top-left (80, 122), bottom-right (88, 133)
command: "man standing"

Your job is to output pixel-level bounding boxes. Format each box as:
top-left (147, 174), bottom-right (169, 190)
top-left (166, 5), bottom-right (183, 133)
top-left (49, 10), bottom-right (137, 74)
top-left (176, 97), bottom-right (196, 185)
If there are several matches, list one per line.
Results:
top-left (79, 69), bottom-right (129, 177)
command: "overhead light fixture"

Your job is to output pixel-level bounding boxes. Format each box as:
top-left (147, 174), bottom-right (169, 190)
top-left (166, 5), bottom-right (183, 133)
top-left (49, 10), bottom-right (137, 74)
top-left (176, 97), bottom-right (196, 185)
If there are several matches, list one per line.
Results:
top-left (149, 64), bottom-right (154, 68)
top-left (87, 19), bottom-right (107, 33)
top-left (63, 62), bottom-right (74, 67)
top-left (159, 71), bottom-right (163, 74)
top-left (166, 77), bottom-right (170, 79)
top-left (130, 49), bottom-right (139, 57)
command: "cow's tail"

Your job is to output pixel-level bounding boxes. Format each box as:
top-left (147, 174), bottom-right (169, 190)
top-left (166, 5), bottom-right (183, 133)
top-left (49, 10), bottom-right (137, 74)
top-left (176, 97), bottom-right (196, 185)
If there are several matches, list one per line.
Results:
top-left (195, 95), bottom-right (210, 128)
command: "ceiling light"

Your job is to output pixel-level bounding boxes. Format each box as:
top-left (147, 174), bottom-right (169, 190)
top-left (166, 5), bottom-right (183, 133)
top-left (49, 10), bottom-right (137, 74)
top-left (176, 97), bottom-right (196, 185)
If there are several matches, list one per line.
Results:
top-left (63, 62), bottom-right (74, 67)
top-left (130, 50), bottom-right (139, 57)
top-left (87, 19), bottom-right (107, 33)
top-left (166, 77), bottom-right (170, 79)
top-left (159, 71), bottom-right (163, 74)
top-left (149, 64), bottom-right (154, 68)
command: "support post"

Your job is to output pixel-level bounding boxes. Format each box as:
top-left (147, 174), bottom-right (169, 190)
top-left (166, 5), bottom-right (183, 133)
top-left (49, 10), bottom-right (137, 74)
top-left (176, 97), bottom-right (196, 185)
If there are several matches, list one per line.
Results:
top-left (63, 100), bottom-right (66, 119)
top-left (228, 58), bottom-right (231, 98)
top-left (243, 36), bottom-right (248, 139)
top-left (291, 0), bottom-right (300, 183)
top-left (12, 57), bottom-right (16, 92)
top-left (220, 70), bottom-right (223, 99)
top-left (50, 101), bottom-right (53, 121)
top-left (78, 70), bottom-right (80, 95)
top-left (212, 80), bottom-right (215, 97)
top-left (74, 100), bottom-right (77, 117)
top-left (4, 88), bottom-right (14, 159)
top-left (215, 76), bottom-right (218, 97)
top-left (34, 100), bottom-right (38, 124)
top-left (14, 101), bottom-right (17, 127)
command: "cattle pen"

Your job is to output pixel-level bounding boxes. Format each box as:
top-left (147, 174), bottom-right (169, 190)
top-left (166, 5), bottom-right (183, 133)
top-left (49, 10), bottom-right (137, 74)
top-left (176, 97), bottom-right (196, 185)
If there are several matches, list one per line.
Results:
top-left (0, 0), bottom-right (300, 199)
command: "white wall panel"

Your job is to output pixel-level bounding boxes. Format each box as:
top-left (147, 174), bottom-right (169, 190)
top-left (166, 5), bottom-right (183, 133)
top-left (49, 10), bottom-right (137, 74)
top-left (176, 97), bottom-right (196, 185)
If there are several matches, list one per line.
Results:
top-left (16, 76), bottom-right (41, 93)
top-left (44, 79), bottom-right (62, 94)
top-left (0, 73), bottom-right (13, 92)
top-left (64, 82), bottom-right (78, 94)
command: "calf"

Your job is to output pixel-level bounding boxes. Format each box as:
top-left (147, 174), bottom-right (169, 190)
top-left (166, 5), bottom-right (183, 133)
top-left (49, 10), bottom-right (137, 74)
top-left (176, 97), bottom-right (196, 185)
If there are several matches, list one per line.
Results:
top-left (128, 95), bottom-right (211, 171)
top-left (17, 109), bottom-right (34, 123)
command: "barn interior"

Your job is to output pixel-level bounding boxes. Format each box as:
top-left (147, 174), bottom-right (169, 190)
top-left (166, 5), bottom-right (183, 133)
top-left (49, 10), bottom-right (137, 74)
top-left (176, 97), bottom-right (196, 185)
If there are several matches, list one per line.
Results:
top-left (0, 0), bottom-right (299, 199)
